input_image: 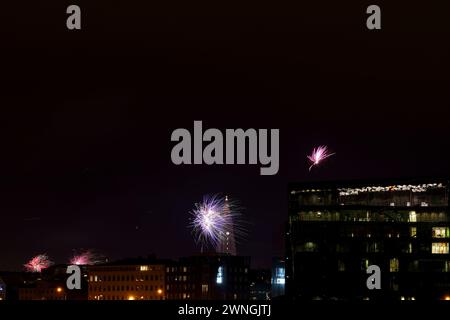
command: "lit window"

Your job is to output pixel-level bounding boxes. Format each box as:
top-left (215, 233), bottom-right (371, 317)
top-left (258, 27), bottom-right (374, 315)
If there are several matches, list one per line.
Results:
top-left (201, 284), bottom-right (208, 294)
top-left (410, 227), bottom-right (417, 238)
top-left (432, 243), bottom-right (449, 254)
top-left (390, 258), bottom-right (399, 272)
top-left (275, 267), bottom-right (286, 285)
top-left (300, 242), bottom-right (318, 252)
top-left (407, 243), bottom-right (412, 253)
top-left (409, 211), bottom-right (417, 223)
top-left (432, 227), bottom-right (449, 238)
top-left (216, 267), bottom-right (223, 284)
top-left (361, 259), bottom-right (369, 270)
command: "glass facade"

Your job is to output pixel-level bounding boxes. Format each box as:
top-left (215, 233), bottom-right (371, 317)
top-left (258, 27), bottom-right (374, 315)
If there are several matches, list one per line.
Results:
top-left (287, 178), bottom-right (450, 301)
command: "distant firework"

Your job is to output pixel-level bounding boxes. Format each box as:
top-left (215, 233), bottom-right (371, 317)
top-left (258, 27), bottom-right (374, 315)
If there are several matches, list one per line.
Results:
top-left (24, 254), bottom-right (53, 272)
top-left (307, 145), bottom-right (335, 171)
top-left (189, 194), bottom-right (246, 253)
top-left (70, 250), bottom-right (103, 265)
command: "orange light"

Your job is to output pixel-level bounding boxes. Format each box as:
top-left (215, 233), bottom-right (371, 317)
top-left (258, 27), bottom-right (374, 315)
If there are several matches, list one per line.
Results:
top-left (128, 296), bottom-right (135, 300)
top-left (56, 287), bottom-right (63, 293)
top-left (157, 289), bottom-right (163, 295)
top-left (444, 296), bottom-right (450, 301)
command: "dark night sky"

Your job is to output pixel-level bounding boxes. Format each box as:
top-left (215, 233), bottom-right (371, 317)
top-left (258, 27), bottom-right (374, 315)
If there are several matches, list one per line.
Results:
top-left (0, 1), bottom-right (449, 270)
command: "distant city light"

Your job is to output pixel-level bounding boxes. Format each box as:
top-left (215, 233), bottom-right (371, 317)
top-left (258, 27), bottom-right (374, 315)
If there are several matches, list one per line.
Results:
top-left (274, 267), bottom-right (285, 286)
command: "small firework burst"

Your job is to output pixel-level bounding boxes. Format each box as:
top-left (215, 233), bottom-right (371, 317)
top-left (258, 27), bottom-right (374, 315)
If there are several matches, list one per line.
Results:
top-left (307, 145), bottom-right (335, 171)
top-left (70, 250), bottom-right (104, 266)
top-left (189, 194), bottom-right (246, 253)
top-left (24, 254), bottom-right (53, 272)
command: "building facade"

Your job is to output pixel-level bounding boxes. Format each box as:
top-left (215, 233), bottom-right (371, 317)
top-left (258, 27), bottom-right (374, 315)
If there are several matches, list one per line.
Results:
top-left (166, 254), bottom-right (250, 300)
top-left (17, 265), bottom-right (88, 300)
top-left (88, 259), bottom-right (166, 300)
top-left (19, 280), bottom-right (68, 300)
top-left (287, 178), bottom-right (450, 300)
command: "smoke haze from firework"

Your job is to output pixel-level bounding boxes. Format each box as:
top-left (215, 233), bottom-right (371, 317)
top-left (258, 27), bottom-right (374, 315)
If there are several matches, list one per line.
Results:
top-left (189, 194), bottom-right (246, 253)
top-left (70, 250), bottom-right (103, 265)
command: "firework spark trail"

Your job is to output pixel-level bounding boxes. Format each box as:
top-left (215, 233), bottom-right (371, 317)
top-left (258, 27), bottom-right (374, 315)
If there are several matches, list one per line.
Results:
top-left (189, 194), bottom-right (246, 253)
top-left (307, 145), bottom-right (335, 171)
top-left (24, 254), bottom-right (53, 272)
top-left (70, 250), bottom-right (103, 265)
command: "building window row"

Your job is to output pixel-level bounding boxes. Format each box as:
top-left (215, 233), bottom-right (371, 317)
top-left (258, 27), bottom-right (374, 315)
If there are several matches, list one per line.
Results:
top-left (89, 274), bottom-right (163, 282)
top-left (90, 285), bottom-right (162, 292)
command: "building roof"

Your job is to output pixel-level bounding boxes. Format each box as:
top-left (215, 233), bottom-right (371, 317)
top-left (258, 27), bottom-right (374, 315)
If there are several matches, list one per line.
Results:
top-left (289, 176), bottom-right (449, 191)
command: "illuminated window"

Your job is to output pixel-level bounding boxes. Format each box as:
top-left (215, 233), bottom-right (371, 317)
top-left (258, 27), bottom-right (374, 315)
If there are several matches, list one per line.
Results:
top-left (361, 259), bottom-right (369, 270)
top-left (274, 267), bottom-right (285, 284)
top-left (410, 227), bottom-right (417, 238)
top-left (390, 258), bottom-right (399, 272)
top-left (445, 261), bottom-right (450, 273)
top-left (432, 227), bottom-right (449, 238)
top-left (216, 267), bottom-right (223, 284)
top-left (409, 211), bottom-right (417, 223)
top-left (432, 243), bottom-right (449, 254)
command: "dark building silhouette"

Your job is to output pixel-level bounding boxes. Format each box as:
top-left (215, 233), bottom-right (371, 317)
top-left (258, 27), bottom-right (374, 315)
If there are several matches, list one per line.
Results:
top-left (249, 269), bottom-right (271, 300)
top-left (287, 178), bottom-right (450, 301)
top-left (217, 196), bottom-right (237, 256)
top-left (166, 254), bottom-right (250, 300)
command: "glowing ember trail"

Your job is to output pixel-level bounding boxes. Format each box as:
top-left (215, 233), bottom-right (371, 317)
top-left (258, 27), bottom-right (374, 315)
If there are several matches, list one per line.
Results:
top-left (70, 250), bottom-right (99, 266)
top-left (24, 254), bottom-right (53, 272)
top-left (307, 145), bottom-right (335, 171)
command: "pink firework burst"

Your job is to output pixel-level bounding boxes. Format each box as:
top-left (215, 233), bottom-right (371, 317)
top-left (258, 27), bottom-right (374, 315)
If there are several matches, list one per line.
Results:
top-left (24, 254), bottom-right (53, 272)
top-left (307, 145), bottom-right (335, 171)
top-left (70, 250), bottom-right (102, 265)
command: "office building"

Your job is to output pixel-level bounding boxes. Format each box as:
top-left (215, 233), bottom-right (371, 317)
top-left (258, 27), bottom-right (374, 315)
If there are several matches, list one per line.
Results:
top-left (287, 178), bottom-right (450, 300)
